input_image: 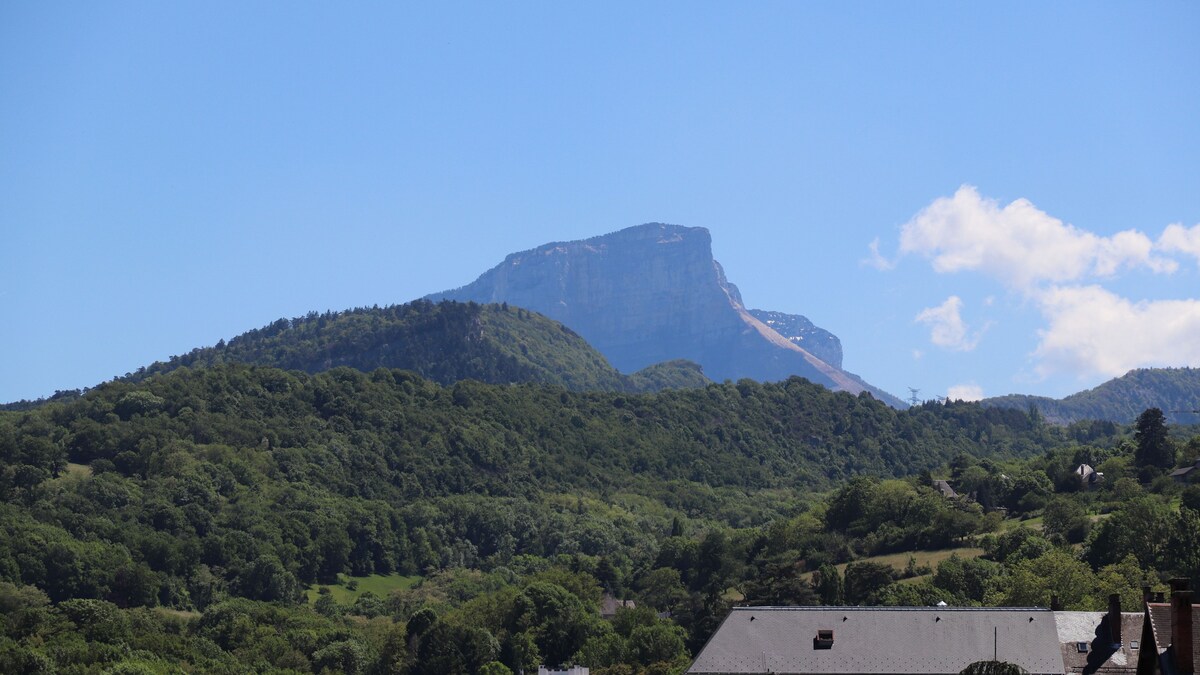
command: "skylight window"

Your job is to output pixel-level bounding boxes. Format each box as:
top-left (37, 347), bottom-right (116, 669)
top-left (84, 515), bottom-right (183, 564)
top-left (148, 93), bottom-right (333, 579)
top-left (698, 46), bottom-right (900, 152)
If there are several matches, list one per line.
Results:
top-left (1077, 642), bottom-right (1089, 653)
top-left (814, 630), bottom-right (835, 650)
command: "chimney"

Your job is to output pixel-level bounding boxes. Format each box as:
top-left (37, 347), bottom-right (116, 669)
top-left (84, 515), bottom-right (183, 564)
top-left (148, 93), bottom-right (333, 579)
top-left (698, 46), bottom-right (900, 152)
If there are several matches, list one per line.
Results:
top-left (1156, 592), bottom-right (1167, 603)
top-left (1108, 593), bottom-right (1122, 647)
top-left (1144, 586), bottom-right (1153, 604)
top-left (1051, 595), bottom-right (1063, 611)
top-left (1170, 578), bottom-right (1193, 675)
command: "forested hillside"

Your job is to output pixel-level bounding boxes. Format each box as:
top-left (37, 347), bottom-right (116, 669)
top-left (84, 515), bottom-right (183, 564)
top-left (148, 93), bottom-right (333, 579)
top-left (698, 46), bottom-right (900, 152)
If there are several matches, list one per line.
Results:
top-left (128, 301), bottom-right (710, 395)
top-left (982, 367), bottom-right (1200, 424)
top-left (3, 366), bottom-right (1198, 673)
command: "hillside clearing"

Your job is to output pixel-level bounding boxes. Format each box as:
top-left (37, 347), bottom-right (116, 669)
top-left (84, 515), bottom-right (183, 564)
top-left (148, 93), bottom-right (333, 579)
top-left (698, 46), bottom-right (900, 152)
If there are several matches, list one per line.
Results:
top-left (306, 573), bottom-right (422, 605)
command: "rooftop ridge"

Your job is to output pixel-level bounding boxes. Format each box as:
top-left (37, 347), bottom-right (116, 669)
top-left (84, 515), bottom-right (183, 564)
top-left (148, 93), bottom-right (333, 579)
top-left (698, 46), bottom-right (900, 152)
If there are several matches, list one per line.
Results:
top-left (729, 606), bottom-right (1053, 612)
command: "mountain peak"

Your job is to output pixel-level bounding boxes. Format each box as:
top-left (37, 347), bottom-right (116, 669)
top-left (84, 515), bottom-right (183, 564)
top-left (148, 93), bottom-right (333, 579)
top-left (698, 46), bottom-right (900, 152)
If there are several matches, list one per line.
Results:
top-left (429, 224), bottom-right (904, 406)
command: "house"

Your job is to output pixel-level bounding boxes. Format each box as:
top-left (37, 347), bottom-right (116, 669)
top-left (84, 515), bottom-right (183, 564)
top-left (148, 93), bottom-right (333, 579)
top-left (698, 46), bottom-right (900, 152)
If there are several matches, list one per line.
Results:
top-left (1076, 464), bottom-right (1105, 488)
top-left (687, 606), bottom-right (1064, 674)
top-left (1137, 579), bottom-right (1197, 675)
top-left (1168, 460), bottom-right (1200, 484)
top-left (1055, 594), bottom-right (1145, 674)
top-left (932, 479), bottom-right (958, 499)
top-left (600, 594), bottom-right (636, 619)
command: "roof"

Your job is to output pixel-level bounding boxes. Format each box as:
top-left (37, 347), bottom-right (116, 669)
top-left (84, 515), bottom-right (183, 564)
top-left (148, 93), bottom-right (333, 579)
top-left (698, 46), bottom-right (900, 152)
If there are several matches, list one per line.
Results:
top-left (600, 595), bottom-right (636, 617)
top-left (932, 480), bottom-right (958, 498)
top-left (1075, 465), bottom-right (1104, 484)
top-left (687, 606), bottom-right (1064, 675)
top-left (1144, 603), bottom-right (1199, 669)
top-left (1054, 611), bottom-right (1143, 673)
top-left (1168, 465), bottom-right (1197, 478)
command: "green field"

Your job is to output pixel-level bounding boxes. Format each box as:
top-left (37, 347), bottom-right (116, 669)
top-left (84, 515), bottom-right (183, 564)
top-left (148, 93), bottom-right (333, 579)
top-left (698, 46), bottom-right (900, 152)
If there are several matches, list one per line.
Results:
top-left (153, 607), bottom-right (201, 620)
top-left (64, 462), bottom-right (93, 476)
top-left (802, 546), bottom-right (986, 584)
top-left (305, 573), bottom-right (422, 605)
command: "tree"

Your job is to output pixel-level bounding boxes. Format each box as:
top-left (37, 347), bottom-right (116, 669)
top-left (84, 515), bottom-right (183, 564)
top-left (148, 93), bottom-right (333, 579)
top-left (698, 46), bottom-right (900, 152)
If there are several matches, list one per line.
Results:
top-left (573, 630), bottom-right (626, 668)
top-left (1134, 408), bottom-right (1174, 471)
top-left (934, 554), bottom-right (1000, 603)
top-left (312, 639), bottom-right (371, 675)
top-left (843, 562), bottom-right (894, 605)
top-left (960, 662), bottom-right (1028, 675)
top-left (874, 580), bottom-right (946, 607)
top-left (1085, 498), bottom-right (1174, 569)
top-left (986, 549), bottom-right (1095, 609)
top-left (825, 477), bottom-right (877, 533)
top-left (1041, 497), bottom-right (1090, 544)
top-left (813, 563), bottom-right (844, 606)
top-left (742, 557), bottom-right (817, 606)
top-left (1181, 484), bottom-right (1200, 514)
top-left (629, 623), bottom-right (688, 666)
top-left (636, 568), bottom-right (688, 613)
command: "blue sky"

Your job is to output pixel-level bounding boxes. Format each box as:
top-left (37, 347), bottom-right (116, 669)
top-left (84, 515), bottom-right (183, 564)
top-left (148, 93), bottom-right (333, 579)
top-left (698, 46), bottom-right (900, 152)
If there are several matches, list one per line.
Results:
top-left (2, 2), bottom-right (1198, 404)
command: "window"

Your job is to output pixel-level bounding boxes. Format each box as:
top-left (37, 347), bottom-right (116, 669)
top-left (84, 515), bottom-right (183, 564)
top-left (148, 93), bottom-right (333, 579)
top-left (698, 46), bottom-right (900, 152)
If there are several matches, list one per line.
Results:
top-left (1077, 642), bottom-right (1089, 653)
top-left (1130, 641), bottom-right (1139, 650)
top-left (814, 630), bottom-right (835, 650)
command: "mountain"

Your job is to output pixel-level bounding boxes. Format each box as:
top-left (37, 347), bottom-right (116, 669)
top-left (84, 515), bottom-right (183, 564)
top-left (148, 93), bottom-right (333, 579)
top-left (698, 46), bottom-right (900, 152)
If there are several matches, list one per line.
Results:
top-left (428, 223), bottom-right (905, 407)
top-left (126, 300), bottom-right (709, 394)
top-left (981, 367), bottom-right (1200, 424)
top-left (747, 309), bottom-right (843, 369)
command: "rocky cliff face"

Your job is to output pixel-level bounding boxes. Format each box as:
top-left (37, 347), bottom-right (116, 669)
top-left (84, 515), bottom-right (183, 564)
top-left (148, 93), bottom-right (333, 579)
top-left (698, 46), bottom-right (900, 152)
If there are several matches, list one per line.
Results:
top-left (748, 309), bottom-right (843, 370)
top-left (428, 223), bottom-right (902, 405)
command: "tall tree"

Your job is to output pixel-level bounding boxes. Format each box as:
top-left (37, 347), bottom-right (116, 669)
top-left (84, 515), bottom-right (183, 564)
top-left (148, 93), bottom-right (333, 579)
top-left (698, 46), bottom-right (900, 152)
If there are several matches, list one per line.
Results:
top-left (1134, 408), bottom-right (1174, 470)
top-left (813, 563), bottom-right (844, 606)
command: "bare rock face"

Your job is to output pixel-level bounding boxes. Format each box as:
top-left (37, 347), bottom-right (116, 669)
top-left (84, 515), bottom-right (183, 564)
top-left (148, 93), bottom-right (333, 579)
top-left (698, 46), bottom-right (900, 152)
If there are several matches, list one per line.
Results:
top-left (748, 309), bottom-right (843, 370)
top-left (428, 223), bottom-right (899, 404)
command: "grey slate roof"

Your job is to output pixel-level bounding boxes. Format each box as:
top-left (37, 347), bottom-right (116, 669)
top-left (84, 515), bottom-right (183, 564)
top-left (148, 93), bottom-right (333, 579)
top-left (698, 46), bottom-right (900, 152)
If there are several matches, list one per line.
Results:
top-left (1054, 611), bottom-right (1142, 673)
top-left (932, 480), bottom-right (958, 498)
top-left (688, 606), bottom-right (1064, 675)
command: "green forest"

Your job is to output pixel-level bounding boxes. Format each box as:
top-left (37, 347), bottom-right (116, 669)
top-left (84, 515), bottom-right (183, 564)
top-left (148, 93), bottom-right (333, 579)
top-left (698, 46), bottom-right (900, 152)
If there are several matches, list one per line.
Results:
top-left (1, 303), bottom-right (1199, 674)
top-left (982, 366), bottom-right (1200, 425)
top-left (130, 302), bottom-right (710, 395)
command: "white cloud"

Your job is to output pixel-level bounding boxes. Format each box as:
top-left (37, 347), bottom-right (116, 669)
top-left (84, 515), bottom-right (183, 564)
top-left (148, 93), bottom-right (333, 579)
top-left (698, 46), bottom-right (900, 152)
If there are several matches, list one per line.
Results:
top-left (947, 383), bottom-right (984, 401)
top-left (899, 185), bottom-right (1177, 290)
top-left (862, 237), bottom-right (896, 271)
top-left (914, 296), bottom-right (988, 351)
top-left (887, 187), bottom-right (1200, 382)
top-left (1159, 223), bottom-right (1200, 265)
top-left (912, 349), bottom-right (924, 360)
top-left (1034, 285), bottom-right (1200, 378)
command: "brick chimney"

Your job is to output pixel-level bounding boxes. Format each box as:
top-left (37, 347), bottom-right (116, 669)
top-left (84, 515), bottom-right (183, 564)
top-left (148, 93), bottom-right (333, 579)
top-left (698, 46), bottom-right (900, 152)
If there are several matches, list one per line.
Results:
top-left (1051, 594), bottom-right (1063, 611)
top-left (1170, 578), bottom-right (1194, 675)
top-left (1108, 593), bottom-right (1122, 647)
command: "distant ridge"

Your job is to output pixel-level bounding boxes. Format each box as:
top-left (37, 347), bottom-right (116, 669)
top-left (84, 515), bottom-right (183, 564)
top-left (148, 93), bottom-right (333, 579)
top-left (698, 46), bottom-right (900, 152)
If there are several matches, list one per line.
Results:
top-left (428, 223), bottom-right (905, 407)
top-left (123, 301), bottom-right (710, 394)
top-left (980, 367), bottom-right (1200, 424)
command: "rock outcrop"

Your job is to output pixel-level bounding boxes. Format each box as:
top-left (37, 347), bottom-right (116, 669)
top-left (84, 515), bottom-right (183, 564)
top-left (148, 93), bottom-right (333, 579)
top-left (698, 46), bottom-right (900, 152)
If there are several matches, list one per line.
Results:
top-left (428, 223), bottom-right (903, 405)
top-left (748, 309), bottom-right (843, 370)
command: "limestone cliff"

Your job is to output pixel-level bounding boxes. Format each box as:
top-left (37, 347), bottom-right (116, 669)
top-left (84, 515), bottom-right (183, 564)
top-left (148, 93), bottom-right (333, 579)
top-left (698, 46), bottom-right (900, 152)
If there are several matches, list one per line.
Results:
top-left (748, 309), bottom-right (843, 370)
top-left (428, 223), bottom-right (903, 406)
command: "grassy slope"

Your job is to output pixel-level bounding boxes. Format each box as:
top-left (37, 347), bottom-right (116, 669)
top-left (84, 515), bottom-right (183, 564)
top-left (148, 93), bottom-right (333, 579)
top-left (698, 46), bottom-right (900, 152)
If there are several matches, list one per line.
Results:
top-left (305, 573), bottom-right (422, 605)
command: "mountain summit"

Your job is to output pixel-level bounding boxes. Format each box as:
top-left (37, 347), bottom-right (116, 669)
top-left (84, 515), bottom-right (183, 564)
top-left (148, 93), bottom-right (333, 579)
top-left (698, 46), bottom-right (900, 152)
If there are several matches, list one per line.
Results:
top-left (429, 223), bottom-right (902, 406)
